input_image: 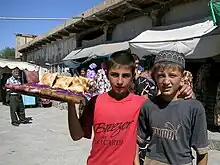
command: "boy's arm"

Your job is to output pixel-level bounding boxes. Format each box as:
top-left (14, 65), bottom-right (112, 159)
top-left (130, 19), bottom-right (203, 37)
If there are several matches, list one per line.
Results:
top-left (137, 102), bottom-right (150, 144)
top-left (191, 101), bottom-right (209, 165)
top-left (197, 153), bottom-right (208, 165)
top-left (134, 144), bottom-right (140, 165)
top-left (136, 102), bottom-right (150, 165)
top-left (68, 96), bottom-right (97, 141)
top-left (68, 101), bottom-right (84, 140)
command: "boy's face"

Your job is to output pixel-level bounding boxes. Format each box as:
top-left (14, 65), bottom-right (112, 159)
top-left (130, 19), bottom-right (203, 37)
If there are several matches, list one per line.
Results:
top-left (154, 67), bottom-right (183, 96)
top-left (108, 65), bottom-right (134, 95)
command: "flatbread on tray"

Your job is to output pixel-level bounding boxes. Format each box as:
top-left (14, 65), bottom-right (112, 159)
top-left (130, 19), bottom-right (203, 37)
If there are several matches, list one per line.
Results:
top-left (5, 84), bottom-right (40, 94)
top-left (52, 76), bottom-right (73, 90)
top-left (79, 76), bottom-right (93, 87)
top-left (39, 88), bottom-right (85, 104)
top-left (39, 72), bottom-right (58, 87)
top-left (38, 73), bottom-right (93, 93)
top-left (5, 72), bottom-right (94, 104)
top-left (68, 84), bottom-right (85, 93)
top-left (5, 84), bottom-right (87, 105)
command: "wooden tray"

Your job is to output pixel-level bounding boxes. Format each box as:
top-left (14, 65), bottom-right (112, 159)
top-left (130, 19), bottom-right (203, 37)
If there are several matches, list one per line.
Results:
top-left (5, 83), bottom-right (88, 105)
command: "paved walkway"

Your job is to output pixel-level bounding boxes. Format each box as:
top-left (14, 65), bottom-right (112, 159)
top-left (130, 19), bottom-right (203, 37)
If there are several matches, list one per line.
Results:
top-left (0, 104), bottom-right (220, 165)
top-left (0, 104), bottom-right (91, 165)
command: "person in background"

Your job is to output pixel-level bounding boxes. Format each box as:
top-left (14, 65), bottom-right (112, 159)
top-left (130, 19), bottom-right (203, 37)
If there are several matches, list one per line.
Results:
top-left (80, 68), bottom-right (87, 77)
top-left (78, 68), bottom-right (90, 117)
top-left (132, 54), bottom-right (143, 80)
top-left (92, 62), bottom-right (111, 96)
top-left (86, 63), bottom-right (97, 80)
top-left (134, 67), bottom-right (157, 100)
top-left (6, 68), bottom-right (32, 126)
top-left (129, 54), bottom-right (143, 93)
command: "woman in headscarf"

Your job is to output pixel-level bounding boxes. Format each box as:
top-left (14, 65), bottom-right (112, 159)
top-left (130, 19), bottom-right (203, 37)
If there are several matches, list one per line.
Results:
top-left (86, 63), bottom-right (97, 80)
top-left (93, 62), bottom-right (111, 96)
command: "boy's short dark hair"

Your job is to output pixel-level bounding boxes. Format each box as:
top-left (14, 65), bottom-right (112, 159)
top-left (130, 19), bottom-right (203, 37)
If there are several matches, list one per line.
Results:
top-left (107, 51), bottom-right (136, 74)
top-left (152, 50), bottom-right (185, 75)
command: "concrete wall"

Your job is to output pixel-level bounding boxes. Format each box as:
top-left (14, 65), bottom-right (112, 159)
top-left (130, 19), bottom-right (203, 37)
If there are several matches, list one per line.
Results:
top-left (112, 16), bottom-right (152, 42)
top-left (81, 34), bottom-right (106, 48)
top-left (24, 15), bottom-right (153, 65)
top-left (25, 36), bottom-right (76, 66)
top-left (162, 0), bottom-right (210, 25)
top-left (80, 16), bottom-right (153, 47)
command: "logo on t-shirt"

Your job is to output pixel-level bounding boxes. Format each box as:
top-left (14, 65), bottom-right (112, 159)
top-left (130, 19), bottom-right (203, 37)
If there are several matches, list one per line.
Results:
top-left (93, 120), bottom-right (134, 146)
top-left (152, 122), bottom-right (181, 140)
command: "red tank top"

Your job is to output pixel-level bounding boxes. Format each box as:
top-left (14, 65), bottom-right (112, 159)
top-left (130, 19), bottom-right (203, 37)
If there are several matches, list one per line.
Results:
top-left (87, 93), bottom-right (146, 165)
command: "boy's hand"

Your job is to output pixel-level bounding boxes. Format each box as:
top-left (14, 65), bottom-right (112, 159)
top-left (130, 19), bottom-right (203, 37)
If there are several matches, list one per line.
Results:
top-left (178, 84), bottom-right (194, 99)
top-left (68, 99), bottom-right (76, 105)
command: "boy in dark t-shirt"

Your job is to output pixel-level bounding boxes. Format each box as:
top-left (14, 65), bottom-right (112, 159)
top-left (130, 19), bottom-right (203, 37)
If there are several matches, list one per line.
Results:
top-left (137, 50), bottom-right (208, 165)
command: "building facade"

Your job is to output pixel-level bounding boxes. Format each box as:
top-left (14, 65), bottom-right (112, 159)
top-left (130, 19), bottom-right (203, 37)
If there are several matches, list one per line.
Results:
top-left (17, 0), bottom-right (220, 126)
top-left (15, 34), bottom-right (37, 59)
top-left (17, 0), bottom-right (210, 68)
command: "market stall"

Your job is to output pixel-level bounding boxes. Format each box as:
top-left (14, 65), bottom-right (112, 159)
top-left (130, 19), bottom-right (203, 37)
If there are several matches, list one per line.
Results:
top-left (129, 19), bottom-right (218, 59)
top-left (0, 58), bottom-right (48, 107)
top-left (129, 19), bottom-right (220, 127)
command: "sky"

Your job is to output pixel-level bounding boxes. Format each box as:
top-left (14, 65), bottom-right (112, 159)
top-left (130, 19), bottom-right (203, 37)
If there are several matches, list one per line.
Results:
top-left (0, 0), bottom-right (104, 50)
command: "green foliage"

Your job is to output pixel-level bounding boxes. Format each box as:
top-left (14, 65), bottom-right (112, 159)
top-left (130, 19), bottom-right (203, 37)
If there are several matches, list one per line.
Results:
top-left (0, 47), bottom-right (15, 59)
top-left (209, 0), bottom-right (220, 25)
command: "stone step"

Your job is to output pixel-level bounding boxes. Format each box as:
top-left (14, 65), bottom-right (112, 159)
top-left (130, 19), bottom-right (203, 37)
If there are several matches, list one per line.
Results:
top-left (209, 139), bottom-right (220, 150)
top-left (208, 130), bottom-right (220, 151)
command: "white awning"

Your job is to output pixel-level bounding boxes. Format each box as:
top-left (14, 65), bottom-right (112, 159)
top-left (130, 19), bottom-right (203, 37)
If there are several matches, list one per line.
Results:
top-left (129, 20), bottom-right (219, 59)
top-left (63, 42), bottom-right (129, 61)
top-left (0, 58), bottom-right (40, 71)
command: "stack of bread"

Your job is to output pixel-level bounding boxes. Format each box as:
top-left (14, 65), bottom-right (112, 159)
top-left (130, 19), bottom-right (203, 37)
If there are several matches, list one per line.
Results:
top-left (39, 72), bottom-right (93, 93)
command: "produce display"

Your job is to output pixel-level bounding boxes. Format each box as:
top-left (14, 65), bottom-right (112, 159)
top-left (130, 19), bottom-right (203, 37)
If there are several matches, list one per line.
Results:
top-left (5, 72), bottom-right (93, 104)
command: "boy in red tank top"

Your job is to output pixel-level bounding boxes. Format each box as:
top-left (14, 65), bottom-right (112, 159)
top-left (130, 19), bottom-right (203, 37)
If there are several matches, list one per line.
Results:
top-left (67, 51), bottom-right (193, 165)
